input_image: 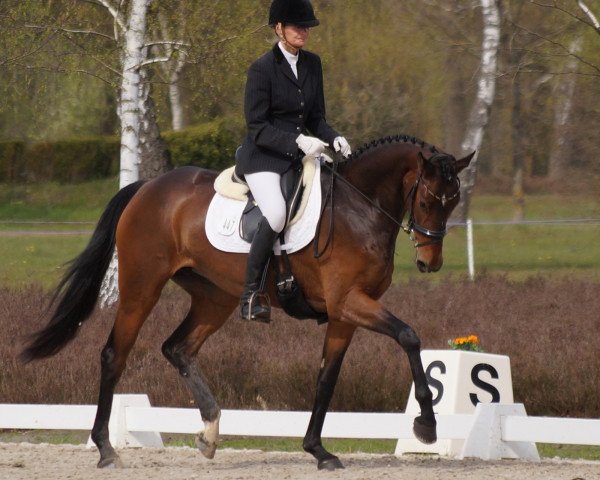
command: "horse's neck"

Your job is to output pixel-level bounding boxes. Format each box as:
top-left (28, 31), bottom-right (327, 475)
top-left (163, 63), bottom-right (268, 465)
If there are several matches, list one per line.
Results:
top-left (341, 148), bottom-right (415, 219)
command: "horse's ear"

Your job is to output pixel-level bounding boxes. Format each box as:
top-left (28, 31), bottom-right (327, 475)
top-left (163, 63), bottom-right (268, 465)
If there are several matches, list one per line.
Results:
top-left (417, 151), bottom-right (429, 173)
top-left (455, 151), bottom-right (476, 173)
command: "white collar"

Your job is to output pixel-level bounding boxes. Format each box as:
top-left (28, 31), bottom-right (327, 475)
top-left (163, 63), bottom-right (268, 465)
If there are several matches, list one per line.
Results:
top-left (278, 41), bottom-right (299, 66)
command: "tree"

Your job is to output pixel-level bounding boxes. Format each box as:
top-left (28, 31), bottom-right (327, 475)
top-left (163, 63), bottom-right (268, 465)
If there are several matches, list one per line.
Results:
top-left (548, 36), bottom-right (582, 180)
top-left (455, 0), bottom-right (501, 222)
top-left (528, 1), bottom-right (600, 181)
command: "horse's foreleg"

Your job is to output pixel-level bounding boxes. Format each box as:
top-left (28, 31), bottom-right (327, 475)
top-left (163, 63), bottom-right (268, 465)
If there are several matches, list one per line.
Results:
top-left (342, 292), bottom-right (437, 444)
top-left (162, 280), bottom-right (236, 459)
top-left (303, 321), bottom-right (356, 471)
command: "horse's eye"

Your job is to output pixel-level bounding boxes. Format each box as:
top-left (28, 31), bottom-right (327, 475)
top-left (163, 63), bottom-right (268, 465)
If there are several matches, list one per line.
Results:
top-left (419, 201), bottom-right (427, 210)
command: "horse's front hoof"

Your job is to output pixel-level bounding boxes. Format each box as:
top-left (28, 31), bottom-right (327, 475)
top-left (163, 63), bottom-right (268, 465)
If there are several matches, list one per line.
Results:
top-left (195, 433), bottom-right (217, 459)
top-left (413, 416), bottom-right (437, 444)
top-left (97, 455), bottom-right (123, 469)
top-left (318, 455), bottom-right (344, 471)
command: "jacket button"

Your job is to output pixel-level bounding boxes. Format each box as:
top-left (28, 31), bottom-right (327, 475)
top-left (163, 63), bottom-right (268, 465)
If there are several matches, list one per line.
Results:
top-left (296, 126), bottom-right (301, 131)
top-left (299, 114), bottom-right (303, 119)
top-left (300, 102), bottom-right (305, 106)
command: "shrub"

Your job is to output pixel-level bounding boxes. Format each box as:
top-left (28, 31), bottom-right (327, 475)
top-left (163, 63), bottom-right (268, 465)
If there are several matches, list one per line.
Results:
top-left (4, 276), bottom-right (600, 417)
top-left (25, 137), bottom-right (119, 182)
top-left (0, 118), bottom-right (245, 184)
top-left (163, 117), bottom-right (244, 172)
top-left (0, 140), bottom-right (27, 182)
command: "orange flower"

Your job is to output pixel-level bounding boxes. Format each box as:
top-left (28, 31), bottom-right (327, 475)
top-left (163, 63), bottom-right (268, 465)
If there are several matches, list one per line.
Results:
top-left (448, 334), bottom-right (482, 352)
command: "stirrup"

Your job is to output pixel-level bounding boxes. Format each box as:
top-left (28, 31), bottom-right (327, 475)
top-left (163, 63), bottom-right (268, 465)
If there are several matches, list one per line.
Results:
top-left (240, 291), bottom-right (271, 323)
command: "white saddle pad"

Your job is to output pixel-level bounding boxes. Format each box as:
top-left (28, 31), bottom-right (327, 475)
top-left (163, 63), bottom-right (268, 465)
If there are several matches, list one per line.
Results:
top-left (205, 160), bottom-right (322, 254)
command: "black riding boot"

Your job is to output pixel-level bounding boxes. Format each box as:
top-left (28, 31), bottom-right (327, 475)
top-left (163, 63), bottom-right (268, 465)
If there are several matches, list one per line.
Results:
top-left (240, 217), bottom-right (279, 322)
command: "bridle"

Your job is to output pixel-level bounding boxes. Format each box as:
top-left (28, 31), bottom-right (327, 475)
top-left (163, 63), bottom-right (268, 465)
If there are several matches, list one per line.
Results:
top-left (403, 173), bottom-right (461, 248)
top-left (316, 155), bottom-right (460, 254)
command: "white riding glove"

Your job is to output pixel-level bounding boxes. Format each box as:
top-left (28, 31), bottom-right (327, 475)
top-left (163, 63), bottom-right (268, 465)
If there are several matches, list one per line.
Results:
top-left (296, 134), bottom-right (329, 157)
top-left (333, 136), bottom-right (352, 158)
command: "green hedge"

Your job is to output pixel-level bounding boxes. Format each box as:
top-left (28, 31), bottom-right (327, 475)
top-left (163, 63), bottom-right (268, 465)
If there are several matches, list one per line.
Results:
top-left (27, 137), bottom-right (120, 182)
top-left (163, 117), bottom-right (243, 171)
top-left (0, 141), bottom-right (27, 182)
top-left (0, 117), bottom-right (245, 184)
top-left (0, 137), bottom-right (119, 183)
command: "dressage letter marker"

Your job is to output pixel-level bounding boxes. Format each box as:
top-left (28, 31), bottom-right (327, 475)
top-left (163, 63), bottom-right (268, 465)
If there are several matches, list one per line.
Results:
top-left (395, 349), bottom-right (514, 457)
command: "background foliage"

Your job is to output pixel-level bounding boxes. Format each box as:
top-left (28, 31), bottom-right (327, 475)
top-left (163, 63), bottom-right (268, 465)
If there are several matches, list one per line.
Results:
top-left (0, 0), bottom-right (598, 194)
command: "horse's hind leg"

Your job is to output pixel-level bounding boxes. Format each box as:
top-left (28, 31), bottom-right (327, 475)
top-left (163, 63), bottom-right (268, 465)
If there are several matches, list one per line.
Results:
top-left (91, 276), bottom-right (168, 468)
top-left (162, 272), bottom-right (237, 459)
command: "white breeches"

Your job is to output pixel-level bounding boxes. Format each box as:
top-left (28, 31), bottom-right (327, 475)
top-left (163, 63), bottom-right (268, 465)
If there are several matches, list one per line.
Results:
top-left (244, 171), bottom-right (286, 233)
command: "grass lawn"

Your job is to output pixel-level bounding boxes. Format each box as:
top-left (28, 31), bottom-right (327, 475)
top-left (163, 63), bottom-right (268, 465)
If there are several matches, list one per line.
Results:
top-left (0, 178), bottom-right (598, 288)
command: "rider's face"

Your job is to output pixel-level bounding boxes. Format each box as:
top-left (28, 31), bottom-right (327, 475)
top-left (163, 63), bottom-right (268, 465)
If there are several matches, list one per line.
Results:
top-left (277, 23), bottom-right (310, 53)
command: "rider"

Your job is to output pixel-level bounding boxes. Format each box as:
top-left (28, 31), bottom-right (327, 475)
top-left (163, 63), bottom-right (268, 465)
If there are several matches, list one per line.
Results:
top-left (235, 0), bottom-right (352, 322)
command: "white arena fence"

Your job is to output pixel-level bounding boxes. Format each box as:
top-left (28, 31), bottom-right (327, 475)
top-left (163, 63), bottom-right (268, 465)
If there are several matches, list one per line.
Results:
top-left (2, 395), bottom-right (600, 461)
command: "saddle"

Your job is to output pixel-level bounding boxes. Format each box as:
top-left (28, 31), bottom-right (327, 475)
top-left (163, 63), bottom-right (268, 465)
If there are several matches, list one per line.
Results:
top-left (213, 153), bottom-right (319, 243)
top-left (213, 153), bottom-right (328, 324)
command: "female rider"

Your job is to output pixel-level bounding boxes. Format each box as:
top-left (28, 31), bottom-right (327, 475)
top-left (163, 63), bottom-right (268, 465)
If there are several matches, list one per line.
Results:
top-left (235, 0), bottom-right (352, 322)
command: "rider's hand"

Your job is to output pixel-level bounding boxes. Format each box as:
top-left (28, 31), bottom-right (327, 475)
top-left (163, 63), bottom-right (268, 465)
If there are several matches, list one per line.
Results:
top-left (296, 134), bottom-right (329, 157)
top-left (333, 136), bottom-right (352, 158)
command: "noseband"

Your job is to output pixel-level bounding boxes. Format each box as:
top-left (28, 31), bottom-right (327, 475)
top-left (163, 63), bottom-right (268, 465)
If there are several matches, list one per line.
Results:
top-left (403, 174), bottom-right (460, 248)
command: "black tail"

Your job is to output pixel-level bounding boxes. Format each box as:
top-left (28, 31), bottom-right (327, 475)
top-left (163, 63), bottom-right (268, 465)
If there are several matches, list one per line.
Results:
top-left (20, 181), bottom-right (145, 363)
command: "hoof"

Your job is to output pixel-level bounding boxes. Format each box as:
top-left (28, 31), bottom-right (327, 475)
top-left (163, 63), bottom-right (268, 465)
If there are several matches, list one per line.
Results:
top-left (318, 456), bottom-right (344, 471)
top-left (413, 417), bottom-right (437, 445)
top-left (195, 433), bottom-right (217, 459)
top-left (97, 455), bottom-right (123, 469)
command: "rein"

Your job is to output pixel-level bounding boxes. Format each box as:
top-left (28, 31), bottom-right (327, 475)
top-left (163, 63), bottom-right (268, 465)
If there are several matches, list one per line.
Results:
top-left (315, 156), bottom-right (459, 253)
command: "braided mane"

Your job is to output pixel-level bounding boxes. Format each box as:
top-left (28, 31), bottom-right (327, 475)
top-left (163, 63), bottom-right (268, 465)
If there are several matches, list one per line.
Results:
top-left (347, 134), bottom-right (439, 162)
top-left (344, 134), bottom-right (458, 181)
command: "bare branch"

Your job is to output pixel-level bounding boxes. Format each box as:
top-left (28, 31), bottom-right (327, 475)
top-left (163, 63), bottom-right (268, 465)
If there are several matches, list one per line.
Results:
top-left (576, 0), bottom-right (600, 32)
top-left (88, 0), bottom-right (126, 33)
top-left (513, 20), bottom-right (600, 74)
top-left (137, 56), bottom-right (173, 68)
top-left (529, 0), bottom-right (599, 31)
top-left (56, 28), bottom-right (122, 77)
top-left (144, 40), bottom-right (191, 48)
top-left (213, 23), bottom-right (267, 46)
top-left (10, 61), bottom-right (117, 87)
top-left (24, 23), bottom-right (115, 42)
top-left (0, 28), bottom-right (62, 66)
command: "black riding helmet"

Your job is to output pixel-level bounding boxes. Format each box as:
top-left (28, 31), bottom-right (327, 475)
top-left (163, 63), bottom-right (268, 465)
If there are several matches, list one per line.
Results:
top-left (268, 0), bottom-right (320, 27)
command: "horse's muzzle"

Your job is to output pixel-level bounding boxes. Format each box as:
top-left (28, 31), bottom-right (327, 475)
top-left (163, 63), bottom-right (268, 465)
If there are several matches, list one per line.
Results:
top-left (416, 257), bottom-right (443, 273)
top-left (415, 253), bottom-right (444, 273)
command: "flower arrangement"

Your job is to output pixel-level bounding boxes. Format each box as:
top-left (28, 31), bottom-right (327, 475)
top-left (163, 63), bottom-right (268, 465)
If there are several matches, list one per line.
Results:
top-left (448, 335), bottom-right (482, 352)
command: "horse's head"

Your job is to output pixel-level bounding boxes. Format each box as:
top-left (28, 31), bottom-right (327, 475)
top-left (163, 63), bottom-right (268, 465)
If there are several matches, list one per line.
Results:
top-left (407, 150), bottom-right (475, 273)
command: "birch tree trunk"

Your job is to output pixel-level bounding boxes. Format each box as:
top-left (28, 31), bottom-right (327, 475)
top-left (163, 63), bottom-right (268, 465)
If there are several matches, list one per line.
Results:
top-left (455, 0), bottom-right (501, 222)
top-left (118, 0), bottom-right (151, 189)
top-left (158, 12), bottom-right (188, 131)
top-left (167, 56), bottom-right (187, 131)
top-left (100, 0), bottom-right (152, 307)
top-left (139, 66), bottom-right (171, 180)
top-left (511, 67), bottom-right (526, 222)
top-left (548, 36), bottom-right (582, 180)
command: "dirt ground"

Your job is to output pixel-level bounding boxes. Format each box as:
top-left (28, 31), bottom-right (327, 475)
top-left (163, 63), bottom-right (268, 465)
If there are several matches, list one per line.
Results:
top-left (0, 443), bottom-right (598, 480)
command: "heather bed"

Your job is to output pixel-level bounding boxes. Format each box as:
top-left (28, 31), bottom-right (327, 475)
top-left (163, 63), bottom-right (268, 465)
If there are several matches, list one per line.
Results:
top-left (2, 276), bottom-right (598, 418)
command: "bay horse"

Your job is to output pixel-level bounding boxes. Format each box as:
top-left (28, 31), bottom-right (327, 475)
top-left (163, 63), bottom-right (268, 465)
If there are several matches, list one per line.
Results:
top-left (20, 135), bottom-right (473, 470)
